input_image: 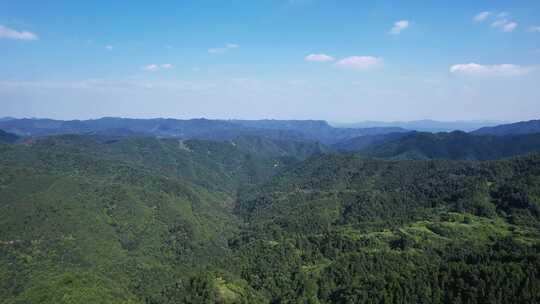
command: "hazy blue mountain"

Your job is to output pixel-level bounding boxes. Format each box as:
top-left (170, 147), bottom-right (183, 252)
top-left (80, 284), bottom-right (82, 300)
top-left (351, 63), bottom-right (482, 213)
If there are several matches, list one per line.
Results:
top-left (0, 129), bottom-right (19, 144)
top-left (360, 131), bottom-right (540, 160)
top-left (231, 119), bottom-right (407, 143)
top-left (332, 119), bottom-right (505, 132)
top-left (0, 117), bottom-right (407, 144)
top-left (472, 119), bottom-right (540, 136)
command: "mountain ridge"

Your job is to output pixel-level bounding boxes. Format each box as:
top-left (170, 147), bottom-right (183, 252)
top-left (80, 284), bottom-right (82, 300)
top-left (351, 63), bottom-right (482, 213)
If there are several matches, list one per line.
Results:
top-left (0, 117), bottom-right (407, 144)
top-left (472, 119), bottom-right (540, 135)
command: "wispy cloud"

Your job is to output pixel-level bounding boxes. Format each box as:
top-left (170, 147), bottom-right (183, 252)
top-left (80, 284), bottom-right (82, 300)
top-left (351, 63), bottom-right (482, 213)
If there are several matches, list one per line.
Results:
top-left (474, 11), bottom-right (492, 22)
top-left (529, 26), bottom-right (540, 33)
top-left (304, 54), bottom-right (335, 62)
top-left (142, 64), bottom-right (174, 72)
top-left (0, 79), bottom-right (215, 91)
top-left (335, 56), bottom-right (382, 70)
top-left (105, 45), bottom-right (114, 50)
top-left (502, 22), bottom-right (518, 32)
top-left (389, 20), bottom-right (410, 35)
top-left (208, 43), bottom-right (240, 54)
top-left (0, 25), bottom-right (38, 41)
top-left (450, 63), bottom-right (533, 77)
top-left (492, 19), bottom-right (517, 32)
top-left (474, 11), bottom-right (518, 32)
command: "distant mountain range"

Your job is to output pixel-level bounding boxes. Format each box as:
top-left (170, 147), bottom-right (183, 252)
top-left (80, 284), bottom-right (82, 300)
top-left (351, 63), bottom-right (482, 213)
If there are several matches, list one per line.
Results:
top-left (472, 119), bottom-right (540, 136)
top-left (332, 119), bottom-right (506, 132)
top-left (358, 131), bottom-right (540, 160)
top-left (334, 119), bottom-right (540, 158)
top-left (0, 117), bottom-right (407, 144)
top-left (2, 118), bottom-right (540, 157)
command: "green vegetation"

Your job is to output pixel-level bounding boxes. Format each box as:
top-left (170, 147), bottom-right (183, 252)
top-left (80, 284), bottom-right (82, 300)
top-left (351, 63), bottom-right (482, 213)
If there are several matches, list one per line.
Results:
top-left (360, 131), bottom-right (540, 160)
top-left (1, 134), bottom-right (540, 303)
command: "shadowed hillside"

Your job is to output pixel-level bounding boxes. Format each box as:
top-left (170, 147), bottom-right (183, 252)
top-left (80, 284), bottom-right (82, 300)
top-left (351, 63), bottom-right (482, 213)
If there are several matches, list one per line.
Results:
top-left (472, 119), bottom-right (540, 136)
top-left (359, 131), bottom-right (540, 160)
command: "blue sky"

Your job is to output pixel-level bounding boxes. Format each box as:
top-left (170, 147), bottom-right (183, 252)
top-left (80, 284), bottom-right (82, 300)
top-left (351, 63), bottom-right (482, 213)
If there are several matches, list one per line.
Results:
top-left (1, 0), bottom-right (539, 122)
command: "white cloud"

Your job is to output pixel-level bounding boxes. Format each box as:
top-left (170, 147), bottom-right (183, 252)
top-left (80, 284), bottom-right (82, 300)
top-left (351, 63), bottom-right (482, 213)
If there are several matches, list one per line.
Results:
top-left (208, 43), bottom-right (240, 54)
top-left (335, 56), bottom-right (382, 70)
top-left (389, 20), bottom-right (410, 35)
top-left (450, 63), bottom-right (533, 77)
top-left (0, 25), bottom-right (38, 41)
top-left (491, 19), bottom-right (507, 28)
top-left (529, 26), bottom-right (540, 33)
top-left (475, 12), bottom-right (518, 32)
top-left (474, 11), bottom-right (492, 22)
top-left (105, 45), bottom-right (113, 50)
top-left (491, 19), bottom-right (517, 32)
top-left (143, 64), bottom-right (159, 71)
top-left (502, 22), bottom-right (518, 32)
top-left (142, 64), bottom-right (174, 72)
top-left (304, 54), bottom-right (335, 62)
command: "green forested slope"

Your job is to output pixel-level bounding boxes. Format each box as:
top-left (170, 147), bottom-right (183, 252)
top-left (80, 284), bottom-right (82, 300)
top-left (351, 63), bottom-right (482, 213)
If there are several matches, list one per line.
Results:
top-left (1, 135), bottom-right (540, 303)
top-left (0, 141), bottom-right (241, 303)
top-left (360, 131), bottom-right (540, 160)
top-left (230, 153), bottom-right (540, 303)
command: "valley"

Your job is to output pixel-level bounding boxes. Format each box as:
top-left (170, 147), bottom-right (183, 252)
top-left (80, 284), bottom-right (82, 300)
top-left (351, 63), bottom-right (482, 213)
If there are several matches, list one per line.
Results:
top-left (1, 118), bottom-right (540, 303)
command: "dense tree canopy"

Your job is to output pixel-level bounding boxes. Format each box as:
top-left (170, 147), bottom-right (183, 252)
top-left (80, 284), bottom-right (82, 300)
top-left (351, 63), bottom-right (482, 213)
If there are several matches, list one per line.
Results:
top-left (1, 135), bottom-right (540, 303)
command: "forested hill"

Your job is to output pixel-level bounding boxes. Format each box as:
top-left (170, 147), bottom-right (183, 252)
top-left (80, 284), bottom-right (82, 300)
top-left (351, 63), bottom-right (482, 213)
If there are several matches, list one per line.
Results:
top-left (332, 132), bottom-right (409, 152)
top-left (1, 134), bottom-right (540, 303)
top-left (0, 134), bottom-right (325, 193)
top-left (0, 137), bottom-right (243, 303)
top-left (0, 134), bottom-right (325, 303)
top-left (358, 131), bottom-right (540, 160)
top-left (472, 119), bottom-right (540, 135)
top-left (232, 153), bottom-right (540, 303)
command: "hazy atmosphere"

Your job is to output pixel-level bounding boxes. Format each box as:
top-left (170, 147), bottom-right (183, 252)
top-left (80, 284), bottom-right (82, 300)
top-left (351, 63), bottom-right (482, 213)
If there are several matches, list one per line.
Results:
top-left (2, 0), bottom-right (540, 122)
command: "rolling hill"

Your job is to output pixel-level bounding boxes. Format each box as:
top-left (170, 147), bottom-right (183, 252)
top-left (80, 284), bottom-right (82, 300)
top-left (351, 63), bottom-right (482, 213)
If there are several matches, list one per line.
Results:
top-left (472, 119), bottom-right (540, 136)
top-left (1, 132), bottom-right (540, 303)
top-left (358, 131), bottom-right (540, 160)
